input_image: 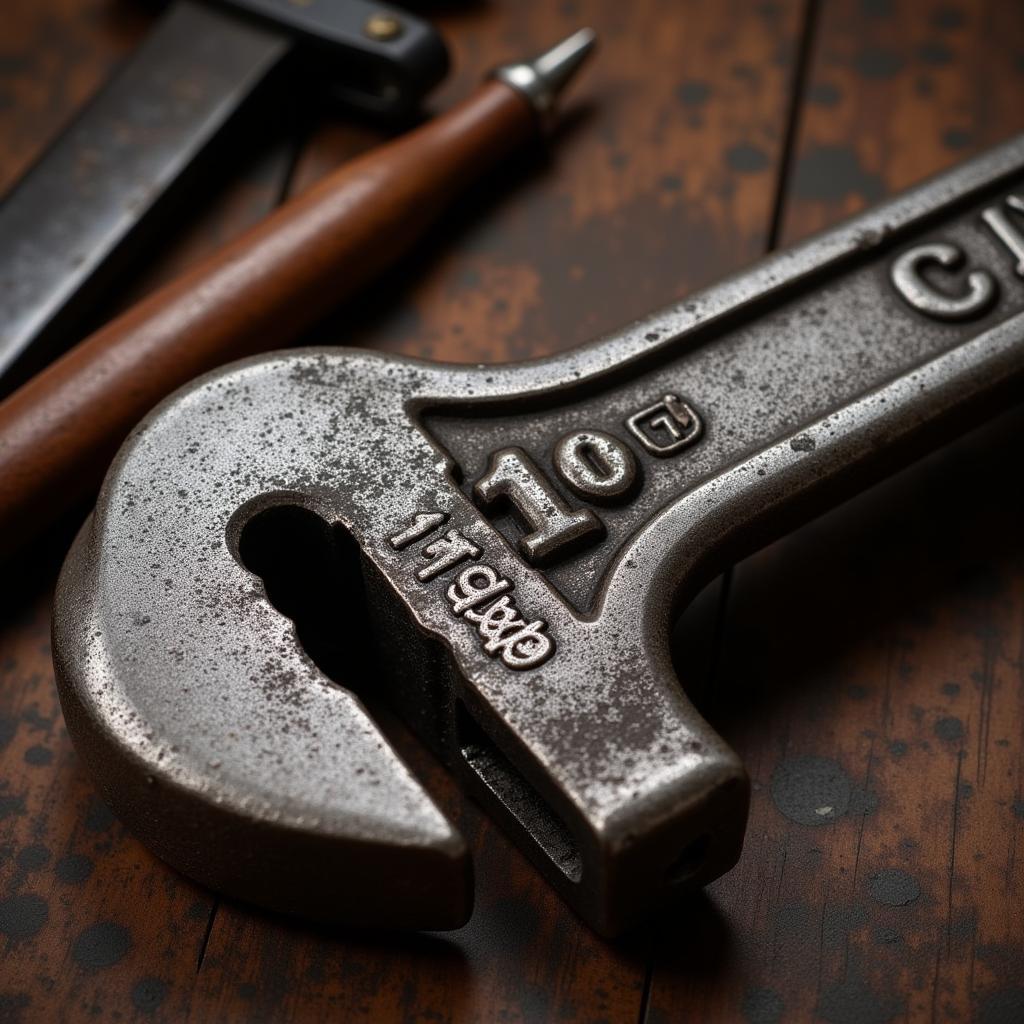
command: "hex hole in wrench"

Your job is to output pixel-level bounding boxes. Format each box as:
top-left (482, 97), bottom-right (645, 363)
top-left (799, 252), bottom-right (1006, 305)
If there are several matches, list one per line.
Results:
top-left (235, 503), bottom-right (373, 685)
top-left (665, 834), bottom-right (710, 886)
top-left (456, 701), bottom-right (582, 883)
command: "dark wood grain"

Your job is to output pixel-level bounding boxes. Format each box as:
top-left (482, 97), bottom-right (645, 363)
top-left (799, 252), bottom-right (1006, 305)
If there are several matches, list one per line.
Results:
top-left (2, 1), bottom-right (1022, 1022)
top-left (292, 0), bottom-right (805, 362)
top-left (780, 0), bottom-right (1024, 242)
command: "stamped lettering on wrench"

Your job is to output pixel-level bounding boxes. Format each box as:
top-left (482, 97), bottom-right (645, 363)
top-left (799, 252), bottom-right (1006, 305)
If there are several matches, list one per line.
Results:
top-left (625, 393), bottom-right (702, 456)
top-left (393, 511), bottom-right (555, 669)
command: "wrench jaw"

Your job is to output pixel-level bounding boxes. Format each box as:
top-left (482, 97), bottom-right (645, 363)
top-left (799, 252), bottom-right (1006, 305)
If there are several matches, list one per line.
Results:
top-left (51, 367), bottom-right (476, 931)
top-left (596, 752), bottom-right (749, 937)
top-left (362, 561), bottom-right (750, 936)
top-left (48, 341), bottom-right (757, 937)
top-left (450, 700), bottom-right (749, 939)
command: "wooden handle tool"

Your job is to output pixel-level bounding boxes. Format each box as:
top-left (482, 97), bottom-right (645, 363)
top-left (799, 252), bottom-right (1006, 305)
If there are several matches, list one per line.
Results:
top-left (0, 28), bottom-right (596, 554)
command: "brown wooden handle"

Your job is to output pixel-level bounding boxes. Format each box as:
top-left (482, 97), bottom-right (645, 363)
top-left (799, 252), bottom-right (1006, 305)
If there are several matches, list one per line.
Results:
top-left (0, 80), bottom-right (536, 553)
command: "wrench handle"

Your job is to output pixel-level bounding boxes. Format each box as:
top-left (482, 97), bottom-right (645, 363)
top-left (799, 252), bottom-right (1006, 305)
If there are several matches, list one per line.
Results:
top-left (0, 78), bottom-right (536, 555)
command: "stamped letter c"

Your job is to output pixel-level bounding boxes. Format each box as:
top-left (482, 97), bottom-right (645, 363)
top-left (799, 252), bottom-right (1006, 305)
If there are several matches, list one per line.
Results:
top-left (890, 242), bottom-right (997, 321)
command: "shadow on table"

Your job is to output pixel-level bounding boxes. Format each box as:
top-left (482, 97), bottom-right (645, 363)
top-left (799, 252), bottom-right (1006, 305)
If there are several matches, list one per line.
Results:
top-left (673, 399), bottom-right (1024, 748)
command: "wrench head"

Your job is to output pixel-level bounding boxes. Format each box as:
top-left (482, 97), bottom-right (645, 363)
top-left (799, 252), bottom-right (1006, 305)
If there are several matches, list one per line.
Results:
top-left (53, 343), bottom-right (748, 937)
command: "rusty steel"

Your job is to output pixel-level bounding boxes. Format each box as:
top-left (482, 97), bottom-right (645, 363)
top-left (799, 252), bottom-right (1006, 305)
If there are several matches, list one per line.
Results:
top-left (53, 135), bottom-right (1024, 935)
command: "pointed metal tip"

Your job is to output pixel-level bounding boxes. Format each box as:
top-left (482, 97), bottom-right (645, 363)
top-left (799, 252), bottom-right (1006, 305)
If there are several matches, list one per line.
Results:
top-left (490, 27), bottom-right (599, 131)
top-left (534, 27), bottom-right (598, 96)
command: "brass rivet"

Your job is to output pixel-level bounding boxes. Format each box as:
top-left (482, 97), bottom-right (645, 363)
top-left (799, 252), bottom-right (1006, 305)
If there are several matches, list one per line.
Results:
top-left (364, 13), bottom-right (404, 41)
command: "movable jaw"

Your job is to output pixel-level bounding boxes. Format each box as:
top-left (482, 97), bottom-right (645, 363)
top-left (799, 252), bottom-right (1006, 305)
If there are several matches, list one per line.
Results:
top-left (53, 135), bottom-right (1024, 935)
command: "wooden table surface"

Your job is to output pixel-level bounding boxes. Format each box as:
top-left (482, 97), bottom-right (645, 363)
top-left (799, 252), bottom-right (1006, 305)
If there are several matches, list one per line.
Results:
top-left (2, 1), bottom-right (1023, 1021)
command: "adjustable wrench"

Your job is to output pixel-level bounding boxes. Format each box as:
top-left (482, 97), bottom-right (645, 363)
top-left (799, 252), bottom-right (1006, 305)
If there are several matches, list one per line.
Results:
top-left (53, 136), bottom-right (1024, 935)
top-left (0, 0), bottom-right (447, 392)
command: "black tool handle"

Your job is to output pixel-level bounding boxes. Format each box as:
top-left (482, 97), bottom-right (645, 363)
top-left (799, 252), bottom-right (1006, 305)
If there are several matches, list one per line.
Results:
top-left (217, 0), bottom-right (449, 115)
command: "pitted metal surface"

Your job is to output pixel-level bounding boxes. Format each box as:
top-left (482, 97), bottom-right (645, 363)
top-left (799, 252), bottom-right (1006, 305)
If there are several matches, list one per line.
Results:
top-left (54, 136), bottom-right (1024, 935)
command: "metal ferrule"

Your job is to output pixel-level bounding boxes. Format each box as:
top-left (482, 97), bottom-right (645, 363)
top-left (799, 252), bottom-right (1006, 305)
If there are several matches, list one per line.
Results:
top-left (490, 27), bottom-right (598, 133)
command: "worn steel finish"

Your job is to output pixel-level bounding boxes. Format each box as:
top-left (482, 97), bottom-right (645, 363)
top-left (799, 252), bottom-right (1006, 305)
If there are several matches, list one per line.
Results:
top-left (0, 0), bottom-right (447, 393)
top-left (53, 137), bottom-right (1024, 935)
